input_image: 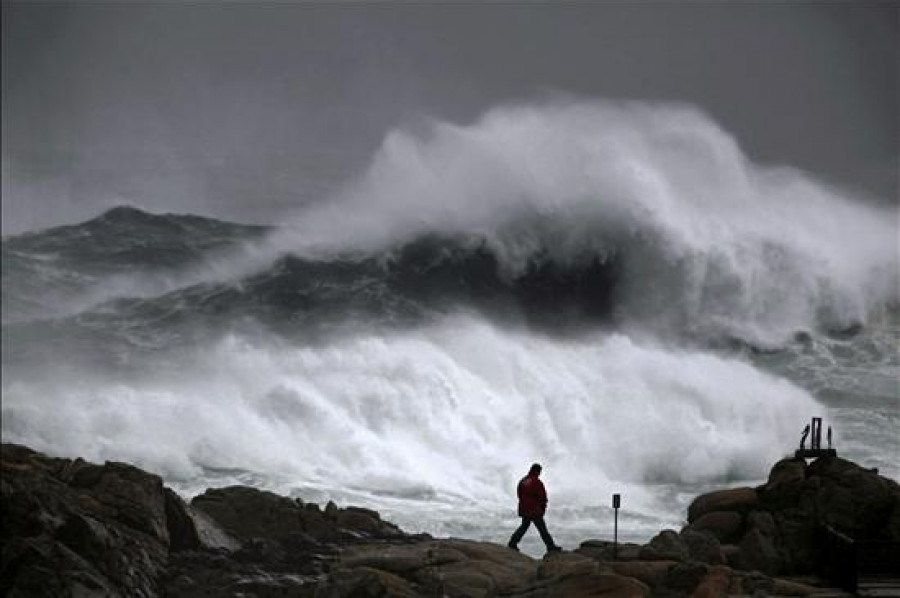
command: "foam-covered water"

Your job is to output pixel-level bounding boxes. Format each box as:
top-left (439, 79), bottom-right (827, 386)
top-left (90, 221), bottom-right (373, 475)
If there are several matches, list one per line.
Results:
top-left (2, 99), bottom-right (897, 554)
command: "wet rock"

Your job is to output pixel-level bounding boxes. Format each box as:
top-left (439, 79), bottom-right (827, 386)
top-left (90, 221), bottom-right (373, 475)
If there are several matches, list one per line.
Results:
top-left (0, 443), bottom-right (179, 597)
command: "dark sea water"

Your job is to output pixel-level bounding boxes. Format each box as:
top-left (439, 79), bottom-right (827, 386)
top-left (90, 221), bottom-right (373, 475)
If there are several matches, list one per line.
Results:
top-left (3, 101), bottom-right (897, 555)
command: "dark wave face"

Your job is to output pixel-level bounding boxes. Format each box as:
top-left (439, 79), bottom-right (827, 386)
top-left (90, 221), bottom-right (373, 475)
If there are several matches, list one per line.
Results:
top-left (2, 207), bottom-right (623, 373)
top-left (2, 206), bottom-right (270, 323)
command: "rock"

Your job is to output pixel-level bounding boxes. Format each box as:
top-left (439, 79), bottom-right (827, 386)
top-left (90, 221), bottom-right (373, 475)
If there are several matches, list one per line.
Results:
top-left (328, 565), bottom-right (419, 597)
top-left (732, 570), bottom-right (775, 595)
top-left (609, 561), bottom-right (676, 588)
top-left (191, 486), bottom-right (310, 541)
top-left (691, 564), bottom-right (732, 598)
top-left (187, 506), bottom-right (242, 551)
top-left (771, 577), bottom-right (816, 595)
top-left (537, 551), bottom-right (598, 580)
top-left (664, 562), bottom-right (709, 593)
top-left (720, 544), bottom-right (741, 568)
top-left (547, 573), bottom-right (650, 597)
top-left (687, 510), bottom-right (743, 543)
top-left (337, 506), bottom-right (403, 537)
top-left (577, 540), bottom-right (643, 562)
top-left (737, 527), bottom-right (780, 575)
top-left (680, 529), bottom-right (725, 565)
top-left (339, 543), bottom-right (441, 574)
top-left (0, 443), bottom-right (176, 597)
top-left (3, 442), bottom-right (897, 597)
top-left (639, 530), bottom-right (687, 562)
top-left (807, 456), bottom-right (897, 539)
top-left (745, 510), bottom-right (775, 536)
top-left (325, 500), bottom-right (339, 520)
top-left (164, 488), bottom-right (202, 552)
top-left (687, 487), bottom-right (758, 523)
top-left (767, 458), bottom-right (807, 486)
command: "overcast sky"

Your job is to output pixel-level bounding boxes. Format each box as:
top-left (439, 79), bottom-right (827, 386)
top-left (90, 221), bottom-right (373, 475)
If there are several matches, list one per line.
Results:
top-left (2, 1), bottom-right (897, 234)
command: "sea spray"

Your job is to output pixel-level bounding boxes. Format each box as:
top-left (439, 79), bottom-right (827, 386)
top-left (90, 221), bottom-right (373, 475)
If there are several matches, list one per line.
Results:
top-left (269, 100), bottom-right (897, 346)
top-left (1, 314), bottom-right (818, 529)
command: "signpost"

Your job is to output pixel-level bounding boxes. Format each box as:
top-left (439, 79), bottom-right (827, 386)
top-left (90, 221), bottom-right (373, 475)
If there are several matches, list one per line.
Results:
top-left (612, 493), bottom-right (621, 560)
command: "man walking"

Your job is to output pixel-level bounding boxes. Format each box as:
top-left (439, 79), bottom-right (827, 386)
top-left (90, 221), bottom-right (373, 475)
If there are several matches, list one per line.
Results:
top-left (507, 463), bottom-right (562, 553)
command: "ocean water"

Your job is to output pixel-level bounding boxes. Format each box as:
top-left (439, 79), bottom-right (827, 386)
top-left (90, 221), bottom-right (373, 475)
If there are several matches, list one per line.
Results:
top-left (2, 100), bottom-right (898, 556)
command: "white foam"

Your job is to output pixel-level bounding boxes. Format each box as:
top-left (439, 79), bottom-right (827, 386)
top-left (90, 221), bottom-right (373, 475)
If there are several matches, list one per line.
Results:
top-left (266, 99), bottom-right (898, 346)
top-left (2, 313), bottom-right (817, 526)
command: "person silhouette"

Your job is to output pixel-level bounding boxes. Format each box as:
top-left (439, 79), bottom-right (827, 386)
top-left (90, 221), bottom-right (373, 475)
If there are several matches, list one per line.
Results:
top-left (827, 426), bottom-right (832, 448)
top-left (800, 424), bottom-right (810, 449)
top-left (507, 463), bottom-right (562, 553)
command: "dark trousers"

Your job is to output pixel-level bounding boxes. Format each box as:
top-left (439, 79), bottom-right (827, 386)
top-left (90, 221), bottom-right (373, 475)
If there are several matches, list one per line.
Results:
top-left (508, 515), bottom-right (556, 549)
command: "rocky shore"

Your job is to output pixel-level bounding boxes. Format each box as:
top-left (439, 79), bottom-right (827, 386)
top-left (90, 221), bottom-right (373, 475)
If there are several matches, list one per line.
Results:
top-left (2, 443), bottom-right (899, 597)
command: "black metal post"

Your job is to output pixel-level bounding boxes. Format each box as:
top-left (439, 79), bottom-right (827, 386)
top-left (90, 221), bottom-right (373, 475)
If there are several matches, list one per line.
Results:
top-left (612, 493), bottom-right (620, 560)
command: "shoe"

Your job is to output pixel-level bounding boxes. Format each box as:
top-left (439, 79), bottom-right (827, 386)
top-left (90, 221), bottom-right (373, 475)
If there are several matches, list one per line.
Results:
top-left (507, 543), bottom-right (519, 551)
top-left (547, 545), bottom-right (563, 552)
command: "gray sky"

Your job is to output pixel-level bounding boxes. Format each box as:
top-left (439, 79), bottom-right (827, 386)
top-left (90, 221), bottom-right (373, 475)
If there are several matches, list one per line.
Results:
top-left (2, 1), bottom-right (897, 234)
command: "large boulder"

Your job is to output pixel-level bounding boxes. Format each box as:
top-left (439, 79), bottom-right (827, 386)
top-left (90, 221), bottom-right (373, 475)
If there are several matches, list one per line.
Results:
top-left (639, 530), bottom-right (687, 562)
top-left (686, 510), bottom-right (744, 543)
top-left (687, 487), bottom-right (758, 523)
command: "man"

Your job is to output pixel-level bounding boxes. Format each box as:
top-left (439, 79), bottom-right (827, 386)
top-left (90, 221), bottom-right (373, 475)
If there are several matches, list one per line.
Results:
top-left (507, 463), bottom-right (562, 553)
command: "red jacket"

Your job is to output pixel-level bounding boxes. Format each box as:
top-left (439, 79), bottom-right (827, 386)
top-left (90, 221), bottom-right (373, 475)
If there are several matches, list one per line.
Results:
top-left (517, 473), bottom-right (548, 518)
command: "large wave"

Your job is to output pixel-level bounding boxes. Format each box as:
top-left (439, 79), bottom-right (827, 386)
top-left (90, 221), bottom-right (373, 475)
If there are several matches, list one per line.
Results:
top-left (2, 98), bottom-right (896, 544)
top-left (269, 99), bottom-right (898, 348)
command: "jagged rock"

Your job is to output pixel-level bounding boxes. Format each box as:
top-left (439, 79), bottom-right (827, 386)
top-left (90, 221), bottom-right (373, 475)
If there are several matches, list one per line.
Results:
top-left (164, 488), bottom-right (202, 552)
top-left (687, 487), bottom-right (758, 523)
top-left (191, 486), bottom-right (311, 541)
top-left (3, 444), bottom-right (897, 597)
top-left (0, 443), bottom-right (186, 597)
top-left (191, 486), bottom-right (406, 545)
